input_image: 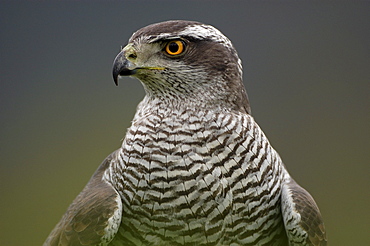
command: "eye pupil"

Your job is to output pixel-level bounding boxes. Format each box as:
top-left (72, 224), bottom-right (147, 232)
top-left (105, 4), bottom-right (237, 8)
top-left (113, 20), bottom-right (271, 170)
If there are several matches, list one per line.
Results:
top-left (168, 42), bottom-right (179, 53)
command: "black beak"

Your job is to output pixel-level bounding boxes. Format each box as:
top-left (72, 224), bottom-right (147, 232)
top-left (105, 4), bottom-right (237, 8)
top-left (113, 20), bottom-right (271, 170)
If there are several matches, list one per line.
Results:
top-left (112, 50), bottom-right (136, 86)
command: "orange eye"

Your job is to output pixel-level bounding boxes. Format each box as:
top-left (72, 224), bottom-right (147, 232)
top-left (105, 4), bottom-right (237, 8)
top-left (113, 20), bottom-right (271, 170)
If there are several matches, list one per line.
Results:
top-left (165, 40), bottom-right (185, 56)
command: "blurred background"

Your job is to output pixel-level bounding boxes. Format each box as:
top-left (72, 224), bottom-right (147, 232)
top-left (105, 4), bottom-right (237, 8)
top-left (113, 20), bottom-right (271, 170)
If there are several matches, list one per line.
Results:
top-left (1, 1), bottom-right (369, 245)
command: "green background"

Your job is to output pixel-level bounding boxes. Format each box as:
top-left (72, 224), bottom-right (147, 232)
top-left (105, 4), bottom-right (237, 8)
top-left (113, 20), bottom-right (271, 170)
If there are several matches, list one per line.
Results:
top-left (1, 1), bottom-right (369, 245)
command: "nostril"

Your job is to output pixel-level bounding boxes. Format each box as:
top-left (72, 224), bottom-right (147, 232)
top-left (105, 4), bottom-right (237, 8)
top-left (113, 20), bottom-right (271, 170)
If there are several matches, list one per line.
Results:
top-left (128, 53), bottom-right (137, 59)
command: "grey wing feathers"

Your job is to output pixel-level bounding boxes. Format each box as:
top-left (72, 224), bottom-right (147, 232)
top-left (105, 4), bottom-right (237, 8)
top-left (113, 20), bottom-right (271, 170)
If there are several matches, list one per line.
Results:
top-left (44, 150), bottom-right (122, 246)
top-left (281, 179), bottom-right (327, 246)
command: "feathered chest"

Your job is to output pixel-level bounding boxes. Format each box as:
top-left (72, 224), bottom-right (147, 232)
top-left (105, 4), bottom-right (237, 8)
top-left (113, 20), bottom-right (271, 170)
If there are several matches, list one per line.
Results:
top-left (107, 109), bottom-right (285, 245)
top-left (116, 109), bottom-right (255, 193)
top-left (115, 109), bottom-right (240, 201)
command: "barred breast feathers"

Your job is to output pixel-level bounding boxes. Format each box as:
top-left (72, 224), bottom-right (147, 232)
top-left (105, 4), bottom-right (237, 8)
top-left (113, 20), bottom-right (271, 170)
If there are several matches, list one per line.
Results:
top-left (102, 98), bottom-right (288, 244)
top-left (105, 96), bottom-right (288, 193)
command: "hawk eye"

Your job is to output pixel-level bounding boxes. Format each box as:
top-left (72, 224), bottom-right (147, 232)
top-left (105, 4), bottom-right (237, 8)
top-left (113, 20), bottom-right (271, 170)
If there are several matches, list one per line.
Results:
top-left (165, 40), bottom-right (185, 56)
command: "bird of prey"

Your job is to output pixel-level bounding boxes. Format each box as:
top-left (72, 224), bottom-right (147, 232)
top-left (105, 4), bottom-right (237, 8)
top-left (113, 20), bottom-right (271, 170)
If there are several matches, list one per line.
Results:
top-left (44, 20), bottom-right (327, 246)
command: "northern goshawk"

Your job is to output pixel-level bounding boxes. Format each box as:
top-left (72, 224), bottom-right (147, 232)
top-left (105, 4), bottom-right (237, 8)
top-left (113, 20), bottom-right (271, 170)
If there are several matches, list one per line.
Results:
top-left (44, 20), bottom-right (327, 246)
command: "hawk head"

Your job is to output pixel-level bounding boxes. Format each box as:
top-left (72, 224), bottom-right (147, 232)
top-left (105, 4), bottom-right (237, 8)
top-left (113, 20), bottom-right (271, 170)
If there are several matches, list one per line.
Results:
top-left (112, 20), bottom-right (251, 114)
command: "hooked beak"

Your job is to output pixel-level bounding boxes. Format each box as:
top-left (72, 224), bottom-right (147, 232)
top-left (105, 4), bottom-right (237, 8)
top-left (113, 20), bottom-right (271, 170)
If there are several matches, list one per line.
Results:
top-left (112, 50), bottom-right (137, 86)
top-left (112, 45), bottom-right (166, 86)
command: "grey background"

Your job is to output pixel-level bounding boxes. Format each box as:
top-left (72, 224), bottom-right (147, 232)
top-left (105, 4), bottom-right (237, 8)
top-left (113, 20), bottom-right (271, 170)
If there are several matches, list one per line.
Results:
top-left (1, 1), bottom-right (369, 245)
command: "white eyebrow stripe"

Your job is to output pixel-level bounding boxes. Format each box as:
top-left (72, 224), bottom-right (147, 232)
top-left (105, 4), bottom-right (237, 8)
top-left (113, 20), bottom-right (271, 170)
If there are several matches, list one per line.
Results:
top-left (147, 35), bottom-right (182, 43)
top-left (138, 24), bottom-right (234, 50)
top-left (178, 24), bottom-right (234, 49)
